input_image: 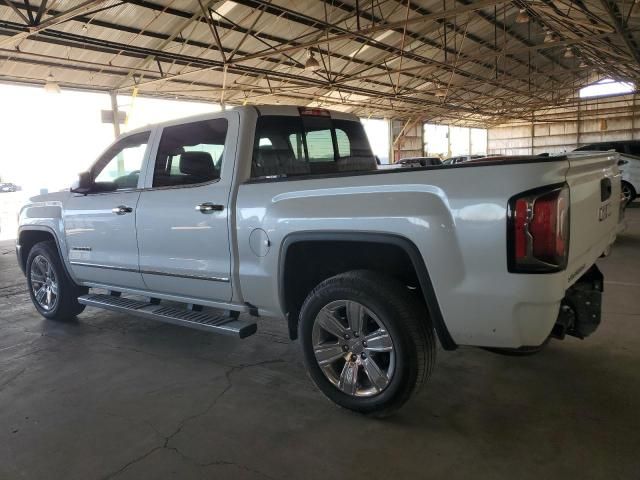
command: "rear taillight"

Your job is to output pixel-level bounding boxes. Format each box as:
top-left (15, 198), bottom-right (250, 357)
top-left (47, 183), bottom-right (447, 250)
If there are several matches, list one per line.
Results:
top-left (508, 184), bottom-right (570, 273)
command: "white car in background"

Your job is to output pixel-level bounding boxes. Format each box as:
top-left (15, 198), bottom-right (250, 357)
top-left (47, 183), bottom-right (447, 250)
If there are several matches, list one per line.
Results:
top-left (0, 182), bottom-right (20, 193)
top-left (574, 141), bottom-right (640, 205)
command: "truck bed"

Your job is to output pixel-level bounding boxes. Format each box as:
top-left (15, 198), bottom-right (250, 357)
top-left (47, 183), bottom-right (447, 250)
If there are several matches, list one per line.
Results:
top-left (236, 151), bottom-right (620, 348)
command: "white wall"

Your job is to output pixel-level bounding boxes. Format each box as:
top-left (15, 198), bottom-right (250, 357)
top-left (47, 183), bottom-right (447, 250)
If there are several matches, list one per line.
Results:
top-left (424, 123), bottom-right (487, 158)
top-left (0, 85), bottom-right (220, 240)
top-left (361, 118), bottom-right (390, 164)
top-left (0, 85), bottom-right (113, 194)
top-left (488, 93), bottom-right (639, 155)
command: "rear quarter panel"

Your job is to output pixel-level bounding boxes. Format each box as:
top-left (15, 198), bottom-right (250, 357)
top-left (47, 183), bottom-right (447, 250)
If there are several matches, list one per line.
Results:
top-left (236, 160), bottom-right (573, 348)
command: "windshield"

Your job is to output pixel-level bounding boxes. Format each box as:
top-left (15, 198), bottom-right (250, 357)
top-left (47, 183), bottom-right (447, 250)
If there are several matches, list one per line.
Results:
top-left (251, 115), bottom-right (376, 179)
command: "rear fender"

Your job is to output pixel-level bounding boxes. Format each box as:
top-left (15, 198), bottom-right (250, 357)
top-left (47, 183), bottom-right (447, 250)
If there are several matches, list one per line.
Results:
top-left (278, 231), bottom-right (457, 350)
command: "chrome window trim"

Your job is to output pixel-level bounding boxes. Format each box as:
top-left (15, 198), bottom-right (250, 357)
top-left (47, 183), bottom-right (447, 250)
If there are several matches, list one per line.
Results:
top-left (72, 188), bottom-right (143, 197)
top-left (69, 261), bottom-right (139, 273)
top-left (140, 268), bottom-right (229, 283)
top-left (142, 177), bottom-right (222, 192)
top-left (72, 181), bottom-right (223, 196)
top-left (69, 261), bottom-right (229, 282)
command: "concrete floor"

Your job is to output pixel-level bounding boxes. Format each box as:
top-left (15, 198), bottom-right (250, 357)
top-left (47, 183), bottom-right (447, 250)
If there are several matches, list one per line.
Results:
top-left (1, 208), bottom-right (639, 480)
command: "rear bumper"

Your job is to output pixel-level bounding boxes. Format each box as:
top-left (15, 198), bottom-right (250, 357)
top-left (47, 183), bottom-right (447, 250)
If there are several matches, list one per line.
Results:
top-left (431, 265), bottom-right (605, 349)
top-left (506, 265), bottom-right (604, 347)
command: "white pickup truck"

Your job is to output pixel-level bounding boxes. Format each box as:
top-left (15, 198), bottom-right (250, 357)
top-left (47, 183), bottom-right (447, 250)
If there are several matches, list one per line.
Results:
top-left (17, 106), bottom-right (621, 415)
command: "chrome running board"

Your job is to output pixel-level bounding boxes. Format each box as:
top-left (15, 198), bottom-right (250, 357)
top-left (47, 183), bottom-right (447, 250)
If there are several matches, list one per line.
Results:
top-left (78, 293), bottom-right (257, 339)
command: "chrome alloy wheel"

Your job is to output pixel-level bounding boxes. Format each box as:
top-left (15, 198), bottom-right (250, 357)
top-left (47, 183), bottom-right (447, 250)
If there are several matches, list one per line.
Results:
top-left (30, 255), bottom-right (58, 311)
top-left (311, 300), bottom-right (396, 397)
top-left (622, 183), bottom-right (633, 205)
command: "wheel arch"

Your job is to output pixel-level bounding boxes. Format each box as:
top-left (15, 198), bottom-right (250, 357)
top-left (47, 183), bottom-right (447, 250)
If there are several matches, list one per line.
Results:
top-left (17, 227), bottom-right (69, 277)
top-left (278, 231), bottom-right (457, 350)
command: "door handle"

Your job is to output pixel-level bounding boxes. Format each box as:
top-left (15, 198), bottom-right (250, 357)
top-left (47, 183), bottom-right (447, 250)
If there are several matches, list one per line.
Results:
top-left (196, 202), bottom-right (224, 213)
top-left (112, 205), bottom-right (133, 215)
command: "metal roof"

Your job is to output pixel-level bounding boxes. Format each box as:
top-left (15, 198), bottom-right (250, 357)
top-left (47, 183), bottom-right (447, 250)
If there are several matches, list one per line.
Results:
top-left (0, 0), bottom-right (638, 126)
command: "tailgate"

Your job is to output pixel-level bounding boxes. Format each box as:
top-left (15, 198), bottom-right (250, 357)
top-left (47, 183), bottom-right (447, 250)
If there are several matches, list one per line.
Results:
top-left (565, 152), bottom-right (621, 285)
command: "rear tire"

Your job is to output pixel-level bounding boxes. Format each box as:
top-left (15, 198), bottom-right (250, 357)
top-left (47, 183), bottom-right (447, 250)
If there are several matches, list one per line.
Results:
top-left (622, 181), bottom-right (636, 207)
top-left (26, 241), bottom-right (87, 321)
top-left (298, 270), bottom-right (436, 416)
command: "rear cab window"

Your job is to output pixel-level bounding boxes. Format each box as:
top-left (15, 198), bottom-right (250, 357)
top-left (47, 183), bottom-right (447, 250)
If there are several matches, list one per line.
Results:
top-left (251, 111), bottom-right (376, 179)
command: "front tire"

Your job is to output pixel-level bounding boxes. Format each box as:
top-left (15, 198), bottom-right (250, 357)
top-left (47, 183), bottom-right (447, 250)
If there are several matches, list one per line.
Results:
top-left (26, 241), bottom-right (87, 321)
top-left (299, 270), bottom-right (435, 416)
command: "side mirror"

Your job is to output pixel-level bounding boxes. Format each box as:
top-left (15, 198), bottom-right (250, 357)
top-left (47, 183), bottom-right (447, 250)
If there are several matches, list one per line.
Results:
top-left (70, 171), bottom-right (92, 194)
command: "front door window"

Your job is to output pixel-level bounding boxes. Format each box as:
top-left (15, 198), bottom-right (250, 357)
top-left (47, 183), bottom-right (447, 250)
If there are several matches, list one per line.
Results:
top-left (91, 132), bottom-right (150, 192)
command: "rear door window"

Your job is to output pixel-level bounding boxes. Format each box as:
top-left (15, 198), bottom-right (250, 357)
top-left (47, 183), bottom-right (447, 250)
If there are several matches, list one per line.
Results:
top-left (152, 119), bottom-right (228, 188)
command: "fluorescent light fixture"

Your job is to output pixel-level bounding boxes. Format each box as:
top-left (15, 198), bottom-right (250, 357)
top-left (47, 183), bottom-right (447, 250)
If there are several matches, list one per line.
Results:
top-left (434, 86), bottom-right (447, 97)
top-left (349, 29), bottom-right (395, 57)
top-left (210, 1), bottom-right (236, 20)
top-left (415, 81), bottom-right (434, 91)
top-left (304, 51), bottom-right (320, 71)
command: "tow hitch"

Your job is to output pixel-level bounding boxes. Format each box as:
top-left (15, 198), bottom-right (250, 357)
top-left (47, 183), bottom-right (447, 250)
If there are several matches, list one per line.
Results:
top-left (553, 265), bottom-right (603, 340)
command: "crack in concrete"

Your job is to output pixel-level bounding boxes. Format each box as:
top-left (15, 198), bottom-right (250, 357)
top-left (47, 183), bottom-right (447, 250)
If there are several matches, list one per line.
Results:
top-left (0, 367), bottom-right (27, 391)
top-left (168, 448), bottom-right (280, 479)
top-left (99, 358), bottom-right (285, 480)
top-left (100, 446), bottom-right (164, 480)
